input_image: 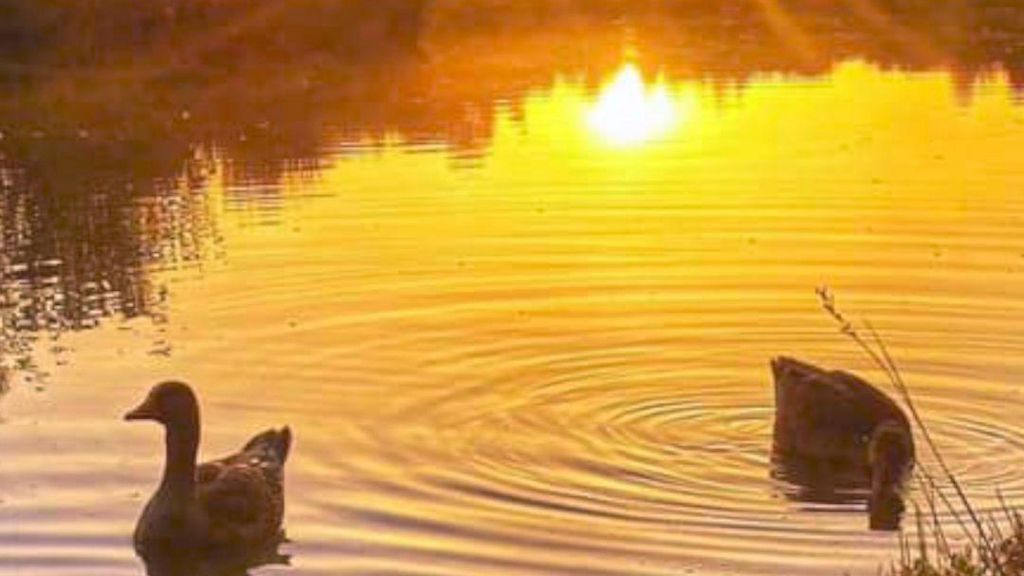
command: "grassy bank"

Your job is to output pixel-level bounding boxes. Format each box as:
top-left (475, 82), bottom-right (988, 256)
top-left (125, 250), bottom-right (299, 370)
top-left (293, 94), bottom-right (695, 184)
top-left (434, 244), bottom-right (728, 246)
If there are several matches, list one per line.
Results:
top-left (891, 510), bottom-right (1024, 575)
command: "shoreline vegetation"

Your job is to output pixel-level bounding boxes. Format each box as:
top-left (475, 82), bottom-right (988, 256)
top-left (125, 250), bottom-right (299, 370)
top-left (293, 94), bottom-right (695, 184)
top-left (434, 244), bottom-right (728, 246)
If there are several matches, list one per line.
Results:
top-left (0, 1), bottom-right (1022, 78)
top-left (0, 1), bottom-right (1020, 164)
top-left (1, 1), bottom-right (1022, 149)
top-left (0, 0), bottom-right (428, 71)
top-left (817, 288), bottom-right (1024, 576)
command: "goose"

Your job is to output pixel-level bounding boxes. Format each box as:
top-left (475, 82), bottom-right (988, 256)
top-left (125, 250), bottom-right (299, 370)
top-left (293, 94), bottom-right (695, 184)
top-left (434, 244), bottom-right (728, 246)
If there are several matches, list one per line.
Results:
top-left (125, 381), bottom-right (291, 558)
top-left (771, 356), bottom-right (914, 529)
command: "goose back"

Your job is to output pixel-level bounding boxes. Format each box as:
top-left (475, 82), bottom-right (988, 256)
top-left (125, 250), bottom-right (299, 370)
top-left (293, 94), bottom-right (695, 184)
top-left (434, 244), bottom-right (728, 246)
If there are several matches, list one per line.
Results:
top-left (196, 427), bottom-right (291, 547)
top-left (772, 356), bottom-right (910, 464)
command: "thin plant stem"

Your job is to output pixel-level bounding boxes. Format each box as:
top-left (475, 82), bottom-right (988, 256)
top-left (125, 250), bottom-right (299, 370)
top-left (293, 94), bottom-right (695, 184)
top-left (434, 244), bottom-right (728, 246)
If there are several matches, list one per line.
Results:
top-left (815, 287), bottom-right (1006, 575)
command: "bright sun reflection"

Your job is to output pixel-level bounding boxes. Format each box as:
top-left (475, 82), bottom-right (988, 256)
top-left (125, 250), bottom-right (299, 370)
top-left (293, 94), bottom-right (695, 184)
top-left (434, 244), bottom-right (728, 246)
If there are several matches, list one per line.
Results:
top-left (587, 64), bottom-right (683, 147)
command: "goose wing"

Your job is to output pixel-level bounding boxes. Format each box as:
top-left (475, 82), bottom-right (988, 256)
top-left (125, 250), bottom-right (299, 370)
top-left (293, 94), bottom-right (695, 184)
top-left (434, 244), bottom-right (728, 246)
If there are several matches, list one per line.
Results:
top-left (196, 427), bottom-right (291, 546)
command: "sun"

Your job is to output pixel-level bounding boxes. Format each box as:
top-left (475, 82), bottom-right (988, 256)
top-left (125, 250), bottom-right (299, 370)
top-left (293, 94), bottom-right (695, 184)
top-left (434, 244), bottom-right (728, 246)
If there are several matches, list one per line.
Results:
top-left (586, 64), bottom-right (683, 147)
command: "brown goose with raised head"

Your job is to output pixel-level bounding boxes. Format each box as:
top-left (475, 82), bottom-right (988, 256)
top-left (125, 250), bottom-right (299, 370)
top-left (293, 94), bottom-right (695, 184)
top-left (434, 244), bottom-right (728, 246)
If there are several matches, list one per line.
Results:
top-left (125, 381), bottom-right (291, 558)
top-left (771, 356), bottom-right (914, 529)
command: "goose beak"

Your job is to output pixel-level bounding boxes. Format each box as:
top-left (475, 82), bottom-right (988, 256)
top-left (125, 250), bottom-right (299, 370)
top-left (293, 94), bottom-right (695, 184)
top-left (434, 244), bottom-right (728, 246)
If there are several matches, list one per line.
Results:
top-left (124, 399), bottom-right (158, 421)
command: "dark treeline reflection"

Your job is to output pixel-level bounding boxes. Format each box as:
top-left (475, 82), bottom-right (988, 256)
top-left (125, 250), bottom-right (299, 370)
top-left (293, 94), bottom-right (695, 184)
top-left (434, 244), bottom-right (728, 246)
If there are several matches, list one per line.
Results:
top-left (0, 134), bottom-right (217, 368)
top-left (1, 0), bottom-right (1023, 346)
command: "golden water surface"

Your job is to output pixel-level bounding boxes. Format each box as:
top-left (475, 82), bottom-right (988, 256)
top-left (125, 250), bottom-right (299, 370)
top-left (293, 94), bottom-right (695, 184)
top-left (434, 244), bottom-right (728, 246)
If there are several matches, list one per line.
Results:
top-left (2, 15), bottom-right (1024, 576)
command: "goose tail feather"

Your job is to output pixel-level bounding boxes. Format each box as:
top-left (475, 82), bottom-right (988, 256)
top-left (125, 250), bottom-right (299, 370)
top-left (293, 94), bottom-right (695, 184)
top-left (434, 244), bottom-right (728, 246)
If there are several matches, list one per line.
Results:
top-left (244, 426), bottom-right (292, 466)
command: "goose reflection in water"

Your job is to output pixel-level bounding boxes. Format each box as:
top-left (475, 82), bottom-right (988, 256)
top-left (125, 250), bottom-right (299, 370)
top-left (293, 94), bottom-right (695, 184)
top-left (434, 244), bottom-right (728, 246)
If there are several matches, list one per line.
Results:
top-left (140, 539), bottom-right (290, 576)
top-left (771, 447), bottom-right (906, 531)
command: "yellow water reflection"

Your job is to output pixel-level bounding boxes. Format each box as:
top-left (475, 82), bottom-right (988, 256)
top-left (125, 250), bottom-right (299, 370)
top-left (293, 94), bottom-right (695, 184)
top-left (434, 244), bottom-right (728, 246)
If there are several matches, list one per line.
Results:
top-left (135, 61), bottom-right (1023, 576)
top-left (3, 59), bottom-right (1024, 576)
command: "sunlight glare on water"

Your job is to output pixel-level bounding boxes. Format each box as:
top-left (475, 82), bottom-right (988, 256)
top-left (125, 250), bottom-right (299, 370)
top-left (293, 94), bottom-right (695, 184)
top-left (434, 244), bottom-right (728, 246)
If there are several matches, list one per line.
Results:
top-left (586, 63), bottom-right (690, 147)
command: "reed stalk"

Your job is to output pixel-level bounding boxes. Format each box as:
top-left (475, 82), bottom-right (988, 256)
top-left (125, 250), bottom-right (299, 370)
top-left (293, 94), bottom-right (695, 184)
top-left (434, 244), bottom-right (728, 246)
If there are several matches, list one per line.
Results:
top-left (816, 287), bottom-right (1019, 576)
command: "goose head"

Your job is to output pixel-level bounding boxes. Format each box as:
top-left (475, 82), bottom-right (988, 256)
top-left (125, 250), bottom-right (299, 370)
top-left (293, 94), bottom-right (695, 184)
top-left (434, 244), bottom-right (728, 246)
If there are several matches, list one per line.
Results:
top-left (867, 420), bottom-right (913, 529)
top-left (125, 381), bottom-right (199, 431)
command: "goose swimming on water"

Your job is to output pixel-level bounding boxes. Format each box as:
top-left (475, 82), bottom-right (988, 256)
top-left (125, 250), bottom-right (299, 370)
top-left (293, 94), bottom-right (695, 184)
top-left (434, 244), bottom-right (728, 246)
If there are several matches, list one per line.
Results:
top-left (125, 381), bottom-right (291, 559)
top-left (771, 356), bottom-right (914, 529)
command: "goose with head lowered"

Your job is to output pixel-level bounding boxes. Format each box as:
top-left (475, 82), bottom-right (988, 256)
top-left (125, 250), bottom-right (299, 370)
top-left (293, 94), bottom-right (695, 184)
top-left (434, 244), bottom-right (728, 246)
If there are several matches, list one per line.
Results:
top-left (771, 356), bottom-right (914, 530)
top-left (125, 381), bottom-right (291, 558)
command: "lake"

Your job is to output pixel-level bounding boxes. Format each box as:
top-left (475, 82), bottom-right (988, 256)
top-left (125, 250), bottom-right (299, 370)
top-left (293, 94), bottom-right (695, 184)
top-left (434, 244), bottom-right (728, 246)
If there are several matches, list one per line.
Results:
top-left (2, 2), bottom-right (1024, 575)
